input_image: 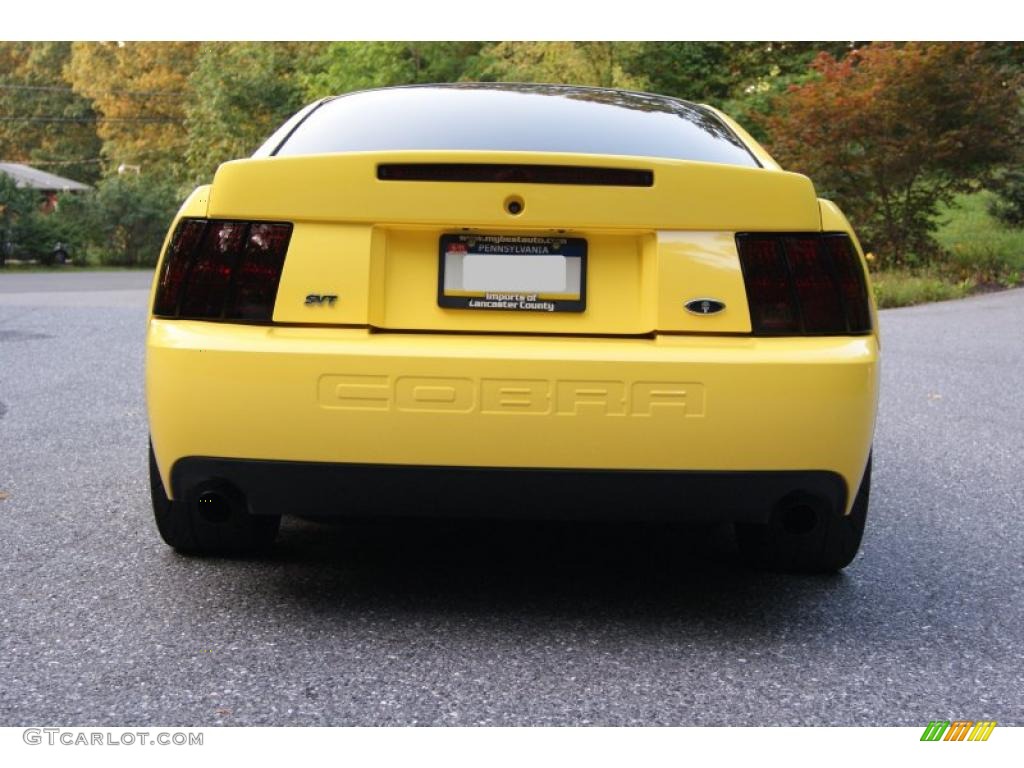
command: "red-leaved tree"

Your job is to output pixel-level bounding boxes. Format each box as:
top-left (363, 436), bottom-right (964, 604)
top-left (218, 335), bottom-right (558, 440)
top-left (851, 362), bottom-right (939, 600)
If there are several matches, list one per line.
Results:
top-left (760, 43), bottom-right (1020, 266)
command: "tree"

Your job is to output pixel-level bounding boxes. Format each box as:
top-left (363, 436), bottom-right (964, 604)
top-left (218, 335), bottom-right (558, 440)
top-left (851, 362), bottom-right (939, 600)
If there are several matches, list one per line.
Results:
top-left (57, 174), bottom-right (179, 266)
top-left (628, 42), bottom-right (747, 102)
top-left (982, 43), bottom-right (1024, 227)
top-left (65, 42), bottom-right (199, 185)
top-left (717, 42), bottom-right (862, 141)
top-left (760, 43), bottom-right (1021, 265)
top-left (479, 42), bottom-right (646, 89)
top-left (0, 172), bottom-right (62, 266)
top-left (0, 42), bottom-right (102, 185)
top-left (987, 167), bottom-right (1024, 227)
top-left (303, 42), bottom-right (484, 98)
top-left (185, 42), bottom-right (326, 184)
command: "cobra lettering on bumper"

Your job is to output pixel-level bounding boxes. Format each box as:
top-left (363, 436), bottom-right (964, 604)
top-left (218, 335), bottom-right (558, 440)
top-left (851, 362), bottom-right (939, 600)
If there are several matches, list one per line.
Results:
top-left (318, 375), bottom-right (705, 417)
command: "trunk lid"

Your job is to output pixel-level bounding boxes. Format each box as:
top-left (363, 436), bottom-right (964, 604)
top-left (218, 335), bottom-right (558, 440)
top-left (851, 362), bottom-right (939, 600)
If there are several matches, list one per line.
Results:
top-left (206, 151), bottom-right (821, 335)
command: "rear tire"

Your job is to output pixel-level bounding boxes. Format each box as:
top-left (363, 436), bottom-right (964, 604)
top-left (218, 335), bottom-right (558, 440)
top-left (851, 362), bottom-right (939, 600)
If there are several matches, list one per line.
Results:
top-left (149, 441), bottom-right (280, 556)
top-left (736, 455), bottom-right (872, 573)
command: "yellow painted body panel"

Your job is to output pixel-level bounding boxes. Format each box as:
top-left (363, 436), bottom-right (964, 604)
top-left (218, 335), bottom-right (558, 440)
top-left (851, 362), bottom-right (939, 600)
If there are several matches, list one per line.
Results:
top-left (184, 150), bottom-right (820, 336)
top-left (147, 323), bottom-right (877, 512)
top-left (383, 228), bottom-right (650, 334)
top-left (269, 225), bottom-right (753, 334)
top-left (273, 223), bottom-right (377, 326)
top-left (655, 231), bottom-right (751, 333)
top-left (207, 151), bottom-right (820, 231)
top-left (146, 145), bottom-right (879, 519)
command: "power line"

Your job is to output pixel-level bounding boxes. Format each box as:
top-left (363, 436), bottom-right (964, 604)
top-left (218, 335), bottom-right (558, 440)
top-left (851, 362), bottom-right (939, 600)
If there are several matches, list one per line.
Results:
top-left (0, 83), bottom-right (183, 98)
top-left (0, 116), bottom-right (183, 124)
top-left (8, 135), bottom-right (194, 167)
top-left (8, 158), bottom-right (105, 166)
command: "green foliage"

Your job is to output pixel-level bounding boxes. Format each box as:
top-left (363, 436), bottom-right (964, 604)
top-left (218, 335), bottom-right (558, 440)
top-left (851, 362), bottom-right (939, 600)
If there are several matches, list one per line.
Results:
top-left (872, 189), bottom-right (1024, 307)
top-left (871, 270), bottom-right (972, 308)
top-left (986, 167), bottom-right (1024, 227)
top-left (303, 42), bottom-right (485, 98)
top-left (637, 42), bottom-right (854, 105)
top-left (478, 42), bottom-right (646, 89)
top-left (719, 43), bottom-right (847, 142)
top-left (630, 42), bottom-right (739, 100)
top-left (185, 43), bottom-right (325, 184)
top-left (3, 39), bottom-right (1022, 308)
top-left (0, 42), bottom-right (102, 186)
top-left (56, 174), bottom-right (179, 266)
top-left (0, 173), bottom-right (62, 266)
top-left (66, 42), bottom-right (199, 185)
top-left (760, 43), bottom-right (1021, 267)
top-left (935, 191), bottom-right (1024, 283)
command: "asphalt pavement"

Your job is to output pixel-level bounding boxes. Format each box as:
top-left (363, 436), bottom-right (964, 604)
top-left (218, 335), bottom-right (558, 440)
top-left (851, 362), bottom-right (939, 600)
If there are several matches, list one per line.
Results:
top-left (0, 270), bottom-right (1021, 726)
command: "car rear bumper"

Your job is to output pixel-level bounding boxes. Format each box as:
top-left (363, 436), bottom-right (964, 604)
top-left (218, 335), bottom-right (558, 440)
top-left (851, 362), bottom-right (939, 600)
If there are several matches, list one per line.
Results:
top-left (146, 321), bottom-right (878, 516)
top-left (170, 458), bottom-right (847, 523)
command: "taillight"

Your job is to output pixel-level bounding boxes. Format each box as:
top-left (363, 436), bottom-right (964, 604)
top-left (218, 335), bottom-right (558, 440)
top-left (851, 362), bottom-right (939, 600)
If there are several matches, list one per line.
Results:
top-left (824, 234), bottom-right (872, 333)
top-left (153, 218), bottom-right (292, 322)
top-left (736, 233), bottom-right (872, 335)
top-left (734, 236), bottom-right (799, 333)
top-left (152, 219), bottom-right (204, 317)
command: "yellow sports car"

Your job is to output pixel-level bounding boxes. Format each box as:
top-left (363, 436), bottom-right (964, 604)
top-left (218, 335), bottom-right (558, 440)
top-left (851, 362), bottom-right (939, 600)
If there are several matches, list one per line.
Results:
top-left (146, 83), bottom-right (878, 572)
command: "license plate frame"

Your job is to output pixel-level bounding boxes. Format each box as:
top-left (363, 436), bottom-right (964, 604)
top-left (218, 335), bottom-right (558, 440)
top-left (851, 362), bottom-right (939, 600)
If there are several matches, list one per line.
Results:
top-left (437, 233), bottom-right (587, 313)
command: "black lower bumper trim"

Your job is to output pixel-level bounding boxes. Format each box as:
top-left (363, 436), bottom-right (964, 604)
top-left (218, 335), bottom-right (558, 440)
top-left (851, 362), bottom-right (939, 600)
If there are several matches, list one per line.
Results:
top-left (170, 458), bottom-right (848, 524)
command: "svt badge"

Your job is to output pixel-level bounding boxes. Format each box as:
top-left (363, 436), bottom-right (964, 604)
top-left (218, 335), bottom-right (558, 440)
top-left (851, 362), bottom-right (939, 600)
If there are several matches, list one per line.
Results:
top-left (684, 298), bottom-right (726, 316)
top-left (305, 294), bottom-right (338, 306)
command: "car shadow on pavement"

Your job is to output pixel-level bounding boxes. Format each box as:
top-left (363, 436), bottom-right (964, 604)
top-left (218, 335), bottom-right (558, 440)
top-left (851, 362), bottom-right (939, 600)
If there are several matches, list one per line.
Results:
top-left (249, 516), bottom-right (854, 623)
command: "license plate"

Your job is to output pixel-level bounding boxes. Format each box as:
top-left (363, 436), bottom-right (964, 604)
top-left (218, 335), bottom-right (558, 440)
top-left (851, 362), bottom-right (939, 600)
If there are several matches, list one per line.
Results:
top-left (438, 234), bottom-right (587, 313)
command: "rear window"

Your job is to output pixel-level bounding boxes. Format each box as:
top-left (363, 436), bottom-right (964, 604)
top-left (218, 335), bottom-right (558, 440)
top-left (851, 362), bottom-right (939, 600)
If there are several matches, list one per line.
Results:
top-left (267, 84), bottom-right (760, 168)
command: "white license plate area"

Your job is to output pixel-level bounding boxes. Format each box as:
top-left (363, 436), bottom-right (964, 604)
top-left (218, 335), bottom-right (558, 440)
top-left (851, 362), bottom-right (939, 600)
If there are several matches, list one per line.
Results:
top-left (438, 234), bottom-right (587, 313)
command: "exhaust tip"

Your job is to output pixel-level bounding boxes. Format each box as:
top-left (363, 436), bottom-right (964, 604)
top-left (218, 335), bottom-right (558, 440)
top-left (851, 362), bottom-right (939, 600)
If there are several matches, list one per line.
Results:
top-left (779, 502), bottom-right (819, 535)
top-left (196, 491), bottom-right (233, 523)
top-left (193, 481), bottom-right (247, 524)
top-left (773, 493), bottom-right (830, 536)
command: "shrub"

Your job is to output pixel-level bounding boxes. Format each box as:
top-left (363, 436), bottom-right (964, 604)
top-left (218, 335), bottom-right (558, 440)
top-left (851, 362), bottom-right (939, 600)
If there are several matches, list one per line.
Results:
top-left (760, 43), bottom-right (1021, 268)
top-left (872, 270), bottom-right (972, 309)
top-left (58, 174), bottom-right (180, 266)
top-left (0, 172), bottom-right (64, 266)
top-left (987, 166), bottom-right (1024, 227)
